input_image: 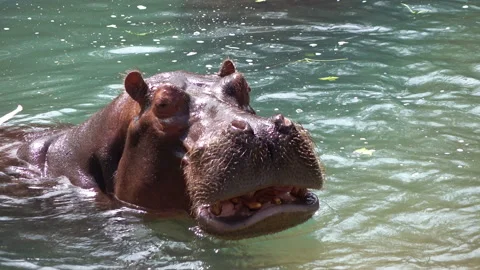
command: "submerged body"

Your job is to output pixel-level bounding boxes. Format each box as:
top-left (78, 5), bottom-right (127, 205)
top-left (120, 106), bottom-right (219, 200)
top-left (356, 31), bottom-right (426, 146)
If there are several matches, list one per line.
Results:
top-left (0, 60), bottom-right (325, 239)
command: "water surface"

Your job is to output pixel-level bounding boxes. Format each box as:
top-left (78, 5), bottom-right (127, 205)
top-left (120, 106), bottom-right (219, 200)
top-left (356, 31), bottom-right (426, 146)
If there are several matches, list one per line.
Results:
top-left (1, 0), bottom-right (479, 269)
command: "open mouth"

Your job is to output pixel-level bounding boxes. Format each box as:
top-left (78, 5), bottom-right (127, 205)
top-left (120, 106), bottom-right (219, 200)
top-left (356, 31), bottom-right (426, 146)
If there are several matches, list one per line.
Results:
top-left (194, 186), bottom-right (319, 238)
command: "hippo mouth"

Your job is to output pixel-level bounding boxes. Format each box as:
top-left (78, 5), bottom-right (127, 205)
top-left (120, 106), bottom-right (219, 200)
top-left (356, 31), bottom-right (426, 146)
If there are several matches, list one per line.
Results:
top-left (194, 186), bottom-right (319, 239)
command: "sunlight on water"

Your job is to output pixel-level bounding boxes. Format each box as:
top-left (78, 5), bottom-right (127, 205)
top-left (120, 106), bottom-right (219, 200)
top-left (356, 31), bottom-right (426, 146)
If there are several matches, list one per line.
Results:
top-left (1, 0), bottom-right (479, 269)
top-left (109, 46), bottom-right (169, 55)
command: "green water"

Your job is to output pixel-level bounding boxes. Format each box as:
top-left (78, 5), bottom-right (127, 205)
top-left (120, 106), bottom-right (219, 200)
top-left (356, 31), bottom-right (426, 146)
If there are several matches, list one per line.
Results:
top-left (1, 0), bottom-right (479, 269)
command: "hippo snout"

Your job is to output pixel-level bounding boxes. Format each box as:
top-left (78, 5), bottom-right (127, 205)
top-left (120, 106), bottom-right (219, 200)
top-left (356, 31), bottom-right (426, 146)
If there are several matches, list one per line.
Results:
top-left (184, 108), bottom-right (325, 238)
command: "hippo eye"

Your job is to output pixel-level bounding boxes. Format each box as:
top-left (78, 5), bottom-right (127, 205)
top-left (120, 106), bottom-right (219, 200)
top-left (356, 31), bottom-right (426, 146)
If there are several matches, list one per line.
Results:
top-left (155, 98), bottom-right (172, 113)
top-left (152, 86), bottom-right (187, 118)
top-left (223, 83), bottom-right (237, 97)
top-left (222, 76), bottom-right (251, 110)
top-left (157, 101), bottom-right (168, 108)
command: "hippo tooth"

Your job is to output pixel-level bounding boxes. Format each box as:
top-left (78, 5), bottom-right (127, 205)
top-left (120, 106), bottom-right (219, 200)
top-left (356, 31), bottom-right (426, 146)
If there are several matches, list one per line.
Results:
top-left (221, 201), bottom-right (235, 216)
top-left (230, 197), bottom-right (240, 204)
top-left (272, 198), bottom-right (282, 205)
top-left (246, 201), bottom-right (262, 210)
top-left (211, 202), bottom-right (222, 216)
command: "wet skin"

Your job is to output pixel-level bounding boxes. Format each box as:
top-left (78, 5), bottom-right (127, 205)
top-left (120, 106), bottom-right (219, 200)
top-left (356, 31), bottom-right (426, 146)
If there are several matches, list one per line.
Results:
top-left (0, 60), bottom-right (325, 239)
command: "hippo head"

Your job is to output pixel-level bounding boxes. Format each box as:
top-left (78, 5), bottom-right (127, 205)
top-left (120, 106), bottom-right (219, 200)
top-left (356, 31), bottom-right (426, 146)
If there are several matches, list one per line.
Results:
top-left (115, 60), bottom-right (325, 239)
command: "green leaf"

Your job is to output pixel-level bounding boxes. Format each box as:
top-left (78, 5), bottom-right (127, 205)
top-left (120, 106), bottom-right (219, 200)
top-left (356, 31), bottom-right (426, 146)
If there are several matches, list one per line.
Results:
top-left (319, 76), bottom-right (339, 81)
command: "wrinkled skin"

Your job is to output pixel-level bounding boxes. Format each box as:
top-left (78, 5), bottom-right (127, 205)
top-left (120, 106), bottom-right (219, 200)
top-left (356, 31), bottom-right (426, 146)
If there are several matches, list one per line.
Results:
top-left (0, 60), bottom-right (325, 239)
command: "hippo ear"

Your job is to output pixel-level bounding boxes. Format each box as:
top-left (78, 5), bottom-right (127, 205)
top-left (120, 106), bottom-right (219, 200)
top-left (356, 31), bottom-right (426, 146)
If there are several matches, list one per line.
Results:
top-left (218, 59), bottom-right (236, 77)
top-left (125, 71), bottom-right (148, 105)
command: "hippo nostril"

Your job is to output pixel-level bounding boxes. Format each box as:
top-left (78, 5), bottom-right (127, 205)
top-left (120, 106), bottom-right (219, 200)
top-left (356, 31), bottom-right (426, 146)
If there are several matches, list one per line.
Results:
top-left (273, 114), bottom-right (294, 134)
top-left (181, 155), bottom-right (190, 167)
top-left (231, 119), bottom-right (246, 130)
top-left (230, 119), bottom-right (253, 134)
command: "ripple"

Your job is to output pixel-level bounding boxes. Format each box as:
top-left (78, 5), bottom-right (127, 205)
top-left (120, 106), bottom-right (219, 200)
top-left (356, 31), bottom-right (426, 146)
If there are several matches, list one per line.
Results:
top-left (89, 46), bottom-right (169, 59)
top-left (109, 46), bottom-right (168, 55)
top-left (256, 92), bottom-right (308, 101)
top-left (406, 70), bottom-right (480, 88)
top-left (255, 43), bottom-right (303, 53)
top-left (0, 50), bottom-right (11, 61)
top-left (316, 23), bottom-right (391, 33)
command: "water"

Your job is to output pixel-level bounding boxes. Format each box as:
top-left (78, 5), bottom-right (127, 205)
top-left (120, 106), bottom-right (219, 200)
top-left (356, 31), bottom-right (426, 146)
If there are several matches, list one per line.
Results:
top-left (1, 0), bottom-right (479, 268)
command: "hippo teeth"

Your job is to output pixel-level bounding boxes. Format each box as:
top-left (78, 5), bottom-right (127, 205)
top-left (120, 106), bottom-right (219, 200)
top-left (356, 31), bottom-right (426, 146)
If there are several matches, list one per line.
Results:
top-left (209, 199), bottom-right (266, 215)
top-left (272, 198), bottom-right (282, 205)
top-left (246, 201), bottom-right (262, 210)
top-left (208, 186), bottom-right (311, 217)
top-left (211, 202), bottom-right (222, 216)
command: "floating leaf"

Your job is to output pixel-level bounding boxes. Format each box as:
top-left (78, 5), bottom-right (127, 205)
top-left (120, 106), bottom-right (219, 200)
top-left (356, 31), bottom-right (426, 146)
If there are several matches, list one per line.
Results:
top-left (319, 76), bottom-right (339, 81)
top-left (353, 148), bottom-right (375, 156)
top-left (255, 0), bottom-right (266, 2)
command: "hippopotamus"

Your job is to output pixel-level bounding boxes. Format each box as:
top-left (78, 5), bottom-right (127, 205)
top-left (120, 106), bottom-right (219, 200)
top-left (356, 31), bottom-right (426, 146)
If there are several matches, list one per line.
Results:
top-left (0, 60), bottom-right (325, 239)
